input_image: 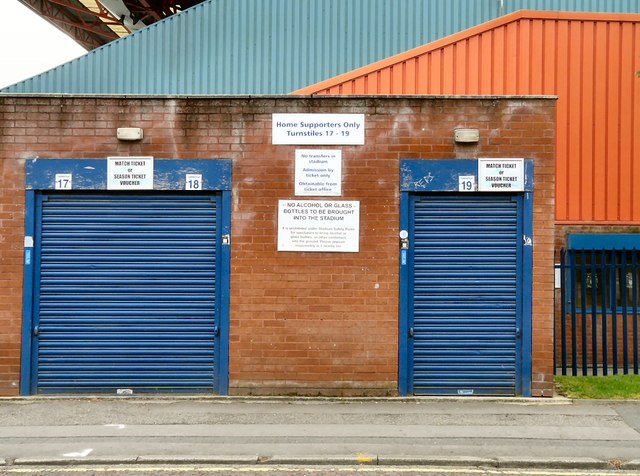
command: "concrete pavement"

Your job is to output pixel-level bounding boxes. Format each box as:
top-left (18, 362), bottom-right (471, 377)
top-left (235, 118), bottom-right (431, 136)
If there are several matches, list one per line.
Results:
top-left (0, 397), bottom-right (639, 470)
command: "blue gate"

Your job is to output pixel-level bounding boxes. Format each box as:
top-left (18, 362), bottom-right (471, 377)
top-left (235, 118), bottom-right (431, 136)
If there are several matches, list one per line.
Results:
top-left (32, 193), bottom-right (221, 393)
top-left (409, 194), bottom-right (523, 396)
top-left (557, 246), bottom-right (640, 376)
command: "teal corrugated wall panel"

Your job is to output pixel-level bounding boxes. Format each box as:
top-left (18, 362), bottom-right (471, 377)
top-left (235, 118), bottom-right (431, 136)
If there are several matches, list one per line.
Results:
top-left (2, 0), bottom-right (639, 94)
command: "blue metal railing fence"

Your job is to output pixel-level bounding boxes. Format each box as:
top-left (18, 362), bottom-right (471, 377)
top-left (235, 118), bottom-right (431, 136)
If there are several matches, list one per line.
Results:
top-left (557, 248), bottom-right (640, 376)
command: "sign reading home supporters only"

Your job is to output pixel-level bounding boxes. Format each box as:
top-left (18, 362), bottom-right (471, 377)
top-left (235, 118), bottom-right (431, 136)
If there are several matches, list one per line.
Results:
top-left (272, 114), bottom-right (365, 145)
top-left (107, 156), bottom-right (154, 190)
top-left (278, 200), bottom-right (360, 252)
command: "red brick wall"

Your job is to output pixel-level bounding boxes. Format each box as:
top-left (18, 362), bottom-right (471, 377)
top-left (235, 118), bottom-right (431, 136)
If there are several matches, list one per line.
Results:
top-left (0, 154), bottom-right (24, 395)
top-left (0, 96), bottom-right (556, 396)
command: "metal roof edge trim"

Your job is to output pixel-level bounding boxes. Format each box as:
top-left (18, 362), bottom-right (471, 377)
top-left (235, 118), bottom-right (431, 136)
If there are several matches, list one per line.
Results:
top-left (292, 9), bottom-right (640, 95)
top-left (0, 94), bottom-right (559, 100)
top-left (556, 221), bottom-right (640, 226)
top-left (0, 0), bottom-right (216, 93)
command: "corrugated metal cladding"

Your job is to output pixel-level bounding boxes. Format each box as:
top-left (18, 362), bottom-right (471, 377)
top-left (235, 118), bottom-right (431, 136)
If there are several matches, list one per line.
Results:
top-left (300, 11), bottom-right (640, 225)
top-left (2, 1), bottom-right (639, 94)
top-left (411, 194), bottom-right (521, 396)
top-left (34, 193), bottom-right (219, 393)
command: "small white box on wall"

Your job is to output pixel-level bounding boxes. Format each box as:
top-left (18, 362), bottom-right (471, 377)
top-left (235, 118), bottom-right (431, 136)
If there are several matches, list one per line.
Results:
top-left (116, 127), bottom-right (144, 141)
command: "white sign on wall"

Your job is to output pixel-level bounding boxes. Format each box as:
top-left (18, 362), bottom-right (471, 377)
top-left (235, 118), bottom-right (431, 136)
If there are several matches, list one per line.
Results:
top-left (107, 156), bottom-right (154, 190)
top-left (458, 175), bottom-right (475, 192)
top-left (272, 113), bottom-right (365, 145)
top-left (278, 200), bottom-right (360, 252)
top-left (185, 173), bottom-right (202, 191)
top-left (54, 173), bottom-right (73, 190)
top-left (295, 149), bottom-right (342, 196)
top-left (478, 158), bottom-right (524, 192)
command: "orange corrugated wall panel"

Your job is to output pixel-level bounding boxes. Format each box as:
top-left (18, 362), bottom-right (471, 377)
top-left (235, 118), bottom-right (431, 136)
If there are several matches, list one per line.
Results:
top-left (296, 11), bottom-right (640, 224)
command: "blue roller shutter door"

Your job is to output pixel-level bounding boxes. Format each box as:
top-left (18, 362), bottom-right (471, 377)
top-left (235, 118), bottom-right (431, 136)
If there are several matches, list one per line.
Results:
top-left (33, 193), bottom-right (219, 393)
top-left (411, 194), bottom-right (522, 396)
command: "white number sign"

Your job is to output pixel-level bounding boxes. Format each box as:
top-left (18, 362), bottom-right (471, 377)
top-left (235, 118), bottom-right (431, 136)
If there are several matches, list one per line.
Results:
top-left (458, 175), bottom-right (475, 192)
top-left (185, 174), bottom-right (202, 191)
top-left (54, 173), bottom-right (73, 190)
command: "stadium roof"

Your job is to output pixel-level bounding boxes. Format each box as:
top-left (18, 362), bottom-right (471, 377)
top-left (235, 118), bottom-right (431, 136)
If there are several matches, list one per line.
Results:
top-left (17, 0), bottom-right (205, 50)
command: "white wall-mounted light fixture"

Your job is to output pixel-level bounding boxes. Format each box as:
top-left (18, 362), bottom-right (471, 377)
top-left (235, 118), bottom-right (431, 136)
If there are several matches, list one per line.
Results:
top-left (116, 127), bottom-right (144, 141)
top-left (454, 128), bottom-right (480, 143)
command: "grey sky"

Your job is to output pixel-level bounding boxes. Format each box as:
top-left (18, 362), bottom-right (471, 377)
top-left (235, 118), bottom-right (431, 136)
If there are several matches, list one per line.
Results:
top-left (0, 0), bottom-right (86, 89)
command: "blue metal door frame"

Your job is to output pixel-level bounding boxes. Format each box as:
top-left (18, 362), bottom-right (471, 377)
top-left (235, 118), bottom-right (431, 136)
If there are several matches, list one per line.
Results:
top-left (21, 159), bottom-right (232, 395)
top-left (398, 159), bottom-right (533, 396)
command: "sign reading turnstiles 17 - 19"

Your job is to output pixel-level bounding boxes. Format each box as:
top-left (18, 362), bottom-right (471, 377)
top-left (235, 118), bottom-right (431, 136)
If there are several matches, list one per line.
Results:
top-left (272, 114), bottom-right (365, 145)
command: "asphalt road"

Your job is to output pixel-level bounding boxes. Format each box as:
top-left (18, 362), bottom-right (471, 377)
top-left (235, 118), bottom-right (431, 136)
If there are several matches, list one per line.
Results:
top-left (1, 465), bottom-right (640, 476)
top-left (0, 397), bottom-right (639, 472)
